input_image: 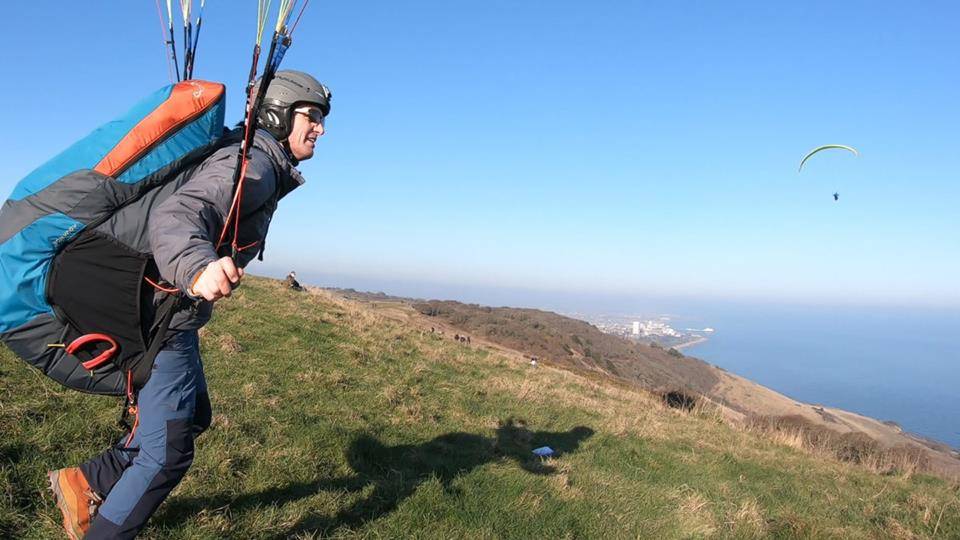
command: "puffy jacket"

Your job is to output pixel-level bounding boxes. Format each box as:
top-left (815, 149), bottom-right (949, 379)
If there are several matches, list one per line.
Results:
top-left (96, 128), bottom-right (304, 331)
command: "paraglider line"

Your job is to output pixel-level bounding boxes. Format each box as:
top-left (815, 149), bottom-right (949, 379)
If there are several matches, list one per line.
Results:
top-left (155, 0), bottom-right (176, 83)
top-left (218, 0), bottom-right (305, 259)
top-left (185, 1), bottom-right (205, 80)
top-left (288, 0), bottom-right (310, 36)
top-left (166, 0), bottom-right (181, 82)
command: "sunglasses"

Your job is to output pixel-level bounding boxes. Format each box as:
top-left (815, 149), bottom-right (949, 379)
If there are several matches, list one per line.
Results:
top-left (294, 106), bottom-right (326, 126)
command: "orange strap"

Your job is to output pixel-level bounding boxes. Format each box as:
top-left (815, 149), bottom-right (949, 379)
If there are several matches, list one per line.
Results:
top-left (124, 371), bottom-right (140, 448)
top-left (144, 276), bottom-right (179, 294)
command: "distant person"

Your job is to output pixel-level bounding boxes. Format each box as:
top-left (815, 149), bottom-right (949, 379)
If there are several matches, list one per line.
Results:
top-left (833, 192), bottom-right (840, 201)
top-left (285, 270), bottom-right (303, 291)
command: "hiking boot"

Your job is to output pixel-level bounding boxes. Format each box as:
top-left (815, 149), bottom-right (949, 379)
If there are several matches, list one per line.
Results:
top-left (47, 467), bottom-right (102, 540)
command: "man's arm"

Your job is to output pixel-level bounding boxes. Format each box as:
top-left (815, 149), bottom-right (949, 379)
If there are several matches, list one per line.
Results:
top-left (148, 147), bottom-right (278, 301)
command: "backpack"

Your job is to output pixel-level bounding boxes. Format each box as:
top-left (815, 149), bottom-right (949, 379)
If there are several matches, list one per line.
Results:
top-left (0, 80), bottom-right (227, 396)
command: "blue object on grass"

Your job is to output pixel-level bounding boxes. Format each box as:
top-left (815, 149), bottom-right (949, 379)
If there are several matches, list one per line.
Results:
top-left (532, 446), bottom-right (554, 457)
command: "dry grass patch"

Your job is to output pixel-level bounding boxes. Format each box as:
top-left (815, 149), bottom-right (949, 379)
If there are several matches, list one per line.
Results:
top-left (724, 498), bottom-right (767, 537)
top-left (604, 403), bottom-right (670, 440)
top-left (218, 333), bottom-right (243, 354)
top-left (884, 517), bottom-right (921, 539)
top-left (745, 414), bottom-right (934, 478)
top-left (547, 461), bottom-right (583, 500)
top-left (484, 368), bottom-right (658, 421)
top-left (671, 485), bottom-right (716, 537)
top-left (860, 445), bottom-right (930, 478)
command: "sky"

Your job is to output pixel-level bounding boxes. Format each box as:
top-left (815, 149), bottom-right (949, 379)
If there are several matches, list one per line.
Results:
top-left (1, 1), bottom-right (957, 309)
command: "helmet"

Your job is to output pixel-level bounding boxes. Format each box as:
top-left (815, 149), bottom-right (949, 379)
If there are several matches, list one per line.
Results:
top-left (254, 70), bottom-right (332, 141)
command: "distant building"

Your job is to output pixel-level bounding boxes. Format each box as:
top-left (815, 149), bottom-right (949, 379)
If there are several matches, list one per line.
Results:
top-left (632, 321), bottom-right (640, 335)
top-left (638, 320), bottom-right (681, 338)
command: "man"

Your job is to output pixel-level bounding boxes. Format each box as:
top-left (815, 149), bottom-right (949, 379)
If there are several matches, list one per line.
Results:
top-left (46, 70), bottom-right (331, 540)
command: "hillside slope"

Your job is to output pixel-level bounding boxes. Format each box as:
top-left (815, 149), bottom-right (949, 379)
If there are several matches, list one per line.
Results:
top-left (412, 300), bottom-right (721, 395)
top-left (407, 298), bottom-right (960, 478)
top-left (1, 277), bottom-right (958, 539)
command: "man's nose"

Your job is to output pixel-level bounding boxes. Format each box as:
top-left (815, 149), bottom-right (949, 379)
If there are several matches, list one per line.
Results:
top-left (314, 123), bottom-right (325, 137)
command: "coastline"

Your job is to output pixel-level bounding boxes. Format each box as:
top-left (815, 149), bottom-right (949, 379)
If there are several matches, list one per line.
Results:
top-left (677, 336), bottom-right (960, 457)
top-left (674, 336), bottom-right (708, 350)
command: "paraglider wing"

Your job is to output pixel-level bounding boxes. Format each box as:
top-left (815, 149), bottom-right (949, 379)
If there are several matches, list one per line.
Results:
top-left (798, 144), bottom-right (859, 172)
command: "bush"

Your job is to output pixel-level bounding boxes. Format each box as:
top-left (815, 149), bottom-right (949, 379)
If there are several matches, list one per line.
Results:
top-left (661, 390), bottom-right (697, 411)
top-left (834, 432), bottom-right (880, 464)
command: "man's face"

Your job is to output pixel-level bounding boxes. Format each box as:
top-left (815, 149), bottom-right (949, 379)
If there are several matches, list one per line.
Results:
top-left (287, 105), bottom-right (326, 161)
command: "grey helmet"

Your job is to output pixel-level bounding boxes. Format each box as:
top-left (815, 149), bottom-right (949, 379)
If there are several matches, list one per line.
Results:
top-left (254, 70), bottom-right (332, 141)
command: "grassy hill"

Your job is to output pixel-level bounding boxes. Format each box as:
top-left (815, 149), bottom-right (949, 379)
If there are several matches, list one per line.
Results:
top-left (411, 300), bottom-right (721, 397)
top-left (391, 296), bottom-right (960, 479)
top-left (2, 277), bottom-right (958, 539)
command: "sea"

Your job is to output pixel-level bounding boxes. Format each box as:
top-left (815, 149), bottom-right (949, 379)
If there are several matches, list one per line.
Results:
top-left (266, 269), bottom-right (960, 450)
top-left (668, 304), bottom-right (960, 450)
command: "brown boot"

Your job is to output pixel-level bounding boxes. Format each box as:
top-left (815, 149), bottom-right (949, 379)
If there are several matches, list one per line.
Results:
top-left (47, 468), bottom-right (102, 540)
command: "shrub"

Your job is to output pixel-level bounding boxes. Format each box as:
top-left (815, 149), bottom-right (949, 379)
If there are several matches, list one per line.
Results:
top-left (834, 432), bottom-right (880, 464)
top-left (661, 390), bottom-right (697, 411)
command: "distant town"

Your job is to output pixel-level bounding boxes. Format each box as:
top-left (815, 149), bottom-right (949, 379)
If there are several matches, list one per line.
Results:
top-left (578, 314), bottom-right (714, 349)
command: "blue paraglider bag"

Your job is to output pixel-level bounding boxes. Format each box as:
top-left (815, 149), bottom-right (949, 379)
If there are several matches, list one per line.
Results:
top-left (0, 81), bottom-right (226, 395)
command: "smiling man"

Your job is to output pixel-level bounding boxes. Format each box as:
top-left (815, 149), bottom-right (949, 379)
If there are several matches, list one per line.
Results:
top-left (46, 70), bottom-right (331, 540)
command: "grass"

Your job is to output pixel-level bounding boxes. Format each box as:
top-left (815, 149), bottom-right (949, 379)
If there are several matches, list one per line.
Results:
top-left (744, 415), bottom-right (933, 478)
top-left (0, 277), bottom-right (958, 539)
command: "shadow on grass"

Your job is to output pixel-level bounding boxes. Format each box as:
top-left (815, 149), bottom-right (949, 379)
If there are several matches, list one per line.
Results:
top-left (155, 419), bottom-right (593, 537)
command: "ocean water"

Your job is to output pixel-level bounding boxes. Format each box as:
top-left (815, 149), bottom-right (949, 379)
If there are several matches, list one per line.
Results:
top-left (679, 305), bottom-right (960, 449)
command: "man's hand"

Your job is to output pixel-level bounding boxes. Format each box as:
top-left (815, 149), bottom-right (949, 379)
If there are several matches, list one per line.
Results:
top-left (190, 257), bottom-right (244, 302)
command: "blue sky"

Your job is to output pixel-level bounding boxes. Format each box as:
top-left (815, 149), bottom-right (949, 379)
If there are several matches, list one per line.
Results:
top-left (1, 1), bottom-right (957, 308)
